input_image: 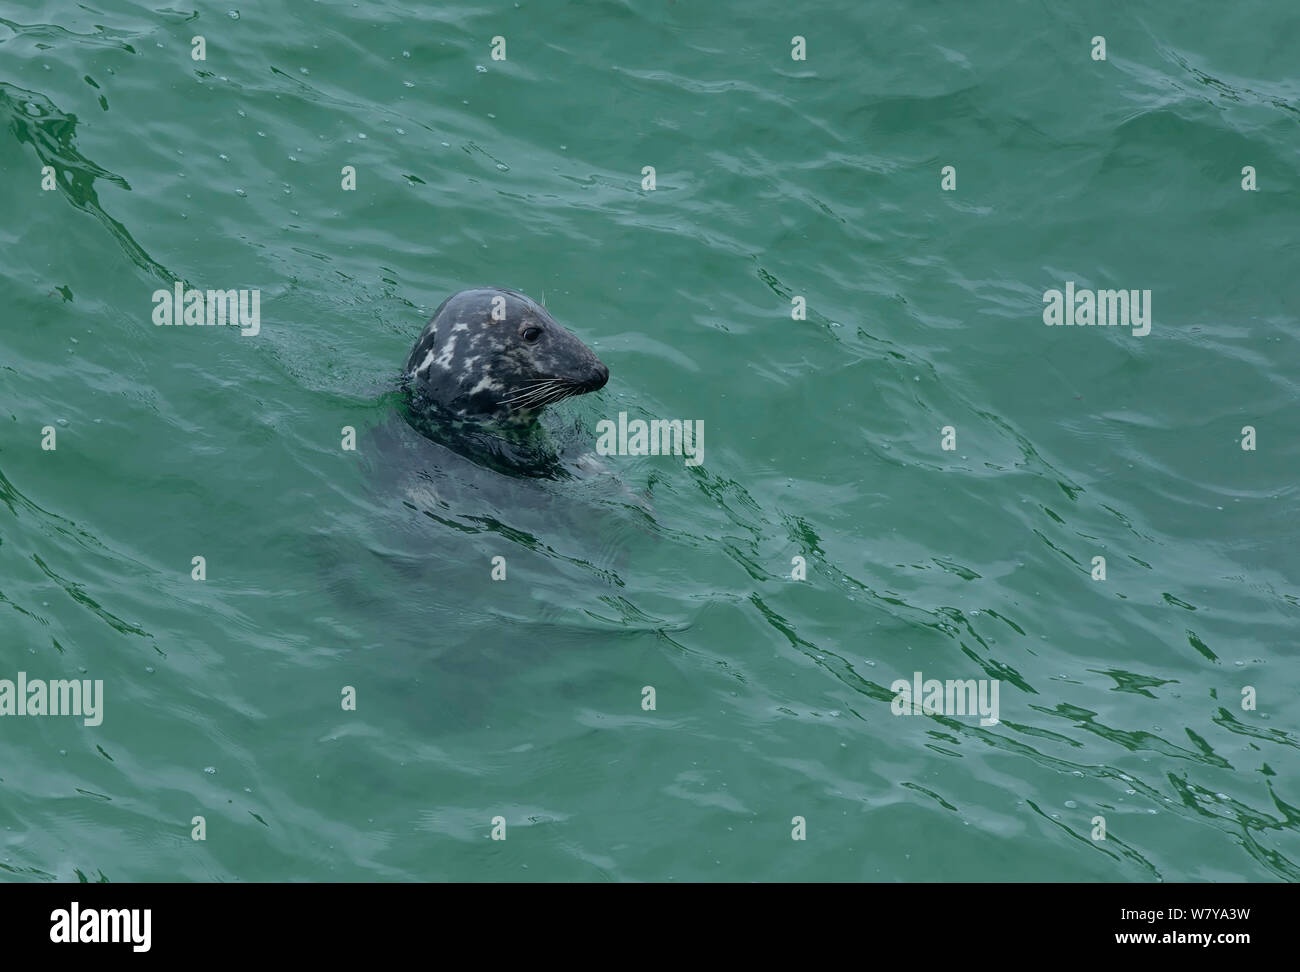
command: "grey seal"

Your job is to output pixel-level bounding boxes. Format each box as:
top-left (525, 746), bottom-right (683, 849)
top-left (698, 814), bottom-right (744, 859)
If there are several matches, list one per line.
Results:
top-left (403, 287), bottom-right (609, 426)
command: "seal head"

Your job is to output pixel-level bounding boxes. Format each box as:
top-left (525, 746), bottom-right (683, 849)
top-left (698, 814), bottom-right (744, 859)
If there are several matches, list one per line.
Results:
top-left (403, 288), bottom-right (608, 426)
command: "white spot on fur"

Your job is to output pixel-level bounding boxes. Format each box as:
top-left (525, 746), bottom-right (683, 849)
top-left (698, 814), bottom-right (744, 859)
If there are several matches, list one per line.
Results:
top-left (469, 376), bottom-right (502, 394)
top-left (434, 335), bottom-right (457, 369)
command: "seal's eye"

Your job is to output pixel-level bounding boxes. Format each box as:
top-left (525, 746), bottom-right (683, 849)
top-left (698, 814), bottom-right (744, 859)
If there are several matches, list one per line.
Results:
top-left (522, 326), bottom-right (543, 343)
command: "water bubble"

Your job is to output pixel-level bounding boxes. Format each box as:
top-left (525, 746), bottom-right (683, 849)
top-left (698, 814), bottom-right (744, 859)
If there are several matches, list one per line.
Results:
top-left (204, 766), bottom-right (216, 775)
top-left (404, 81), bottom-right (415, 88)
top-left (476, 65), bottom-right (487, 73)
top-left (402, 51), bottom-right (411, 58)
top-left (1064, 800), bottom-right (1078, 809)
top-left (228, 9), bottom-right (240, 19)
top-left (235, 188), bottom-right (247, 196)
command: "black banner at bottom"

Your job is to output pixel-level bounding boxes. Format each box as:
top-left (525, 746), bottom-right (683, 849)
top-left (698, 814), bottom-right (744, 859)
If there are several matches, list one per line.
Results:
top-left (0, 881), bottom-right (1285, 957)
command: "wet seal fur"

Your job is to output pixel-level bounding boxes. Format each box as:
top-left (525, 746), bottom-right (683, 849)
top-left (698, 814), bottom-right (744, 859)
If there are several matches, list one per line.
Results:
top-left (404, 288), bottom-right (608, 424)
top-left (399, 287), bottom-right (609, 477)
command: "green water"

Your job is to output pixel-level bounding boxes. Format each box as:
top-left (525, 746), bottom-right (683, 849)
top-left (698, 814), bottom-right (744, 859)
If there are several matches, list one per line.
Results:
top-left (2, 0), bottom-right (1297, 882)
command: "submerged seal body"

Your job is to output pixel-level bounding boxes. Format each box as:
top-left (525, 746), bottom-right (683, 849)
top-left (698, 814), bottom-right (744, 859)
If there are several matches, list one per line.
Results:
top-left (403, 288), bottom-right (608, 426)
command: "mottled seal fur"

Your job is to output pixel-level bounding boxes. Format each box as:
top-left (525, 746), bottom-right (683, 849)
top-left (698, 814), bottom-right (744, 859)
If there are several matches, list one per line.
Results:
top-left (403, 288), bottom-right (608, 426)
